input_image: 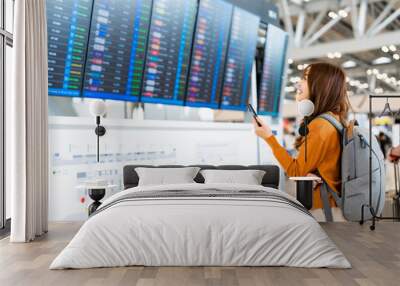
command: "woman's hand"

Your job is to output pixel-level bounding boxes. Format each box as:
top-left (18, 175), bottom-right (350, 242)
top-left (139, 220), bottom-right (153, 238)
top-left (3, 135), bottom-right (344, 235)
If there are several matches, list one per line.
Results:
top-left (252, 118), bottom-right (273, 140)
top-left (307, 173), bottom-right (323, 189)
top-left (388, 146), bottom-right (400, 163)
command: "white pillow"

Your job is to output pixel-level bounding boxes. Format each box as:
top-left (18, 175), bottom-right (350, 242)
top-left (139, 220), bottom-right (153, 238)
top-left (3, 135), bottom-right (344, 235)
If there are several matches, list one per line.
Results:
top-left (135, 167), bottom-right (201, 186)
top-left (200, 169), bottom-right (266, 185)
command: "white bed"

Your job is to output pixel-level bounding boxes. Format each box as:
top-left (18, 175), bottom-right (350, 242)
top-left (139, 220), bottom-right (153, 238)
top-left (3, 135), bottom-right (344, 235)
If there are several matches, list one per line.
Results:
top-left (50, 183), bottom-right (351, 269)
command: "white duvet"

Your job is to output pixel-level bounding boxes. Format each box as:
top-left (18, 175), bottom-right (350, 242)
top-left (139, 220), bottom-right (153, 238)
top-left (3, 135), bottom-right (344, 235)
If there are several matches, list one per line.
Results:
top-left (50, 183), bottom-right (351, 269)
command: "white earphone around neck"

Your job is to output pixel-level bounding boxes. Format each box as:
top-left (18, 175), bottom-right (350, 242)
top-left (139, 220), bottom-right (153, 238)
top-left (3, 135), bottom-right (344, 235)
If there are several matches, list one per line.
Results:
top-left (297, 99), bottom-right (314, 117)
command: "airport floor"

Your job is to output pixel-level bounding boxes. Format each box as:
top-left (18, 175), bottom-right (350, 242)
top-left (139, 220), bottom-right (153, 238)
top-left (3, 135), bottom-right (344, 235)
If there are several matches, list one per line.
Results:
top-left (0, 220), bottom-right (399, 286)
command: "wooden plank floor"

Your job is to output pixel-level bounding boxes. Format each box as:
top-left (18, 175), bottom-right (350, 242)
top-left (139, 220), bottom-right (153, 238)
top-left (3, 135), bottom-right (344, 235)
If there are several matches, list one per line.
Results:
top-left (0, 222), bottom-right (399, 286)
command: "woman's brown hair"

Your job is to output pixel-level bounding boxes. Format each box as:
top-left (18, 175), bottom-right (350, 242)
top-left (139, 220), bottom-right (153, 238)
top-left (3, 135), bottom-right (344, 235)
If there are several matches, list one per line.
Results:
top-left (295, 62), bottom-right (351, 149)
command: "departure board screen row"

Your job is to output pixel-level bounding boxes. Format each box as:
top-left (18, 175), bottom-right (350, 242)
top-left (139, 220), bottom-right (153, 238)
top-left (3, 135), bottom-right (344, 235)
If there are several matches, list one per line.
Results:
top-left (47, 0), bottom-right (267, 112)
top-left (47, 0), bottom-right (92, 96)
top-left (221, 7), bottom-right (260, 110)
top-left (258, 25), bottom-right (288, 116)
top-left (186, 0), bottom-right (232, 108)
top-left (141, 0), bottom-right (197, 105)
top-left (83, 0), bottom-right (152, 101)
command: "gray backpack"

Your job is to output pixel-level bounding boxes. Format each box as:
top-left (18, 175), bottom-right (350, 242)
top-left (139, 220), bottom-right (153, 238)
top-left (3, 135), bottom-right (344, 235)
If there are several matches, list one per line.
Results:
top-left (317, 114), bottom-right (385, 222)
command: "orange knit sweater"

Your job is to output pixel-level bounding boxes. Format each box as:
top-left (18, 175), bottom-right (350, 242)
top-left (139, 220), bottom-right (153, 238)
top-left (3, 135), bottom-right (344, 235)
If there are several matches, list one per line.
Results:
top-left (265, 115), bottom-right (341, 209)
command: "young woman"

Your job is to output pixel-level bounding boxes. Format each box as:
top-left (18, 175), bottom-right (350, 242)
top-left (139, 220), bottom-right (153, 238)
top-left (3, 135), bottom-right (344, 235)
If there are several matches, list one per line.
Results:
top-left (253, 62), bottom-right (350, 221)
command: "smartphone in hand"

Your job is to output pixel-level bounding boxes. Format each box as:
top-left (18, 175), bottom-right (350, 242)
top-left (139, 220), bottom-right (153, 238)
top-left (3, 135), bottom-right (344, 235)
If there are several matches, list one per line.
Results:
top-left (248, 104), bottom-right (262, 127)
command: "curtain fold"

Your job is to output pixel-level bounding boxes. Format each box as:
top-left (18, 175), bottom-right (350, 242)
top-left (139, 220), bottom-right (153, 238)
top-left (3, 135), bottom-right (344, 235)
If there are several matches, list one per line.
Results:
top-left (9, 0), bottom-right (49, 242)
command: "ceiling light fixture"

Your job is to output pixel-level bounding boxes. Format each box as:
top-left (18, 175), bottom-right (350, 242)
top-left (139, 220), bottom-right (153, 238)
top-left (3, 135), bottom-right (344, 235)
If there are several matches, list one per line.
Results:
top-left (338, 10), bottom-right (348, 17)
top-left (342, 60), bottom-right (356, 68)
top-left (372, 57), bottom-right (392, 65)
top-left (373, 70), bottom-right (399, 89)
top-left (381, 46), bottom-right (389, 53)
top-left (327, 52), bottom-right (342, 59)
top-left (328, 11), bottom-right (338, 19)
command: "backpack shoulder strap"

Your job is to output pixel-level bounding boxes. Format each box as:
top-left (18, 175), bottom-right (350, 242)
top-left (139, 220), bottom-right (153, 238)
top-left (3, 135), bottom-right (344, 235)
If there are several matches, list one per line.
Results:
top-left (320, 183), bottom-right (333, 222)
top-left (317, 113), bottom-right (345, 135)
top-left (316, 114), bottom-right (344, 221)
top-left (319, 180), bottom-right (342, 222)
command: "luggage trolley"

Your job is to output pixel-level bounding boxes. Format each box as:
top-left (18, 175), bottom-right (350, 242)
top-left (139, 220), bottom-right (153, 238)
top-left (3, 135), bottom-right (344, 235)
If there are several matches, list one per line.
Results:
top-left (360, 94), bottom-right (400, 230)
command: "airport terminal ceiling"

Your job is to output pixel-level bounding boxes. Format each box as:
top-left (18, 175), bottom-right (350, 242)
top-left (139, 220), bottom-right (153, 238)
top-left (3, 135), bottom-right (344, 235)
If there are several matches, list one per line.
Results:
top-left (272, 0), bottom-right (400, 113)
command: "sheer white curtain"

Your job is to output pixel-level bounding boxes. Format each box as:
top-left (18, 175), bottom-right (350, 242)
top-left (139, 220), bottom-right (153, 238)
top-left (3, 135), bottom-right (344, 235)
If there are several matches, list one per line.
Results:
top-left (8, 0), bottom-right (48, 242)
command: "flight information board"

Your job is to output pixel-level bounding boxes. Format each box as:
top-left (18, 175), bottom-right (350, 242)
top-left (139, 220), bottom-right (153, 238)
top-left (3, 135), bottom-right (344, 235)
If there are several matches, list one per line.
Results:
top-left (220, 7), bottom-right (260, 110)
top-left (83, 0), bottom-right (152, 101)
top-left (258, 25), bottom-right (288, 116)
top-left (47, 0), bottom-right (92, 97)
top-left (141, 0), bottom-right (197, 105)
top-left (186, 0), bottom-right (232, 109)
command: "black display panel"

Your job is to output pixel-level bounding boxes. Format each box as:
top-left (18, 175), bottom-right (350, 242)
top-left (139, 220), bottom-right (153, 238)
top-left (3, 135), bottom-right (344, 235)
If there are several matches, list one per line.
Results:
top-left (47, 0), bottom-right (92, 97)
top-left (220, 7), bottom-right (260, 110)
top-left (141, 0), bottom-right (197, 105)
top-left (186, 0), bottom-right (233, 109)
top-left (258, 25), bottom-right (288, 116)
top-left (83, 0), bottom-right (152, 101)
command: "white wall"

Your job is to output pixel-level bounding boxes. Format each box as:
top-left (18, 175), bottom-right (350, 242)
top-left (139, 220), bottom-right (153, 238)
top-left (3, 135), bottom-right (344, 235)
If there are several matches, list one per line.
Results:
top-left (49, 116), bottom-right (284, 221)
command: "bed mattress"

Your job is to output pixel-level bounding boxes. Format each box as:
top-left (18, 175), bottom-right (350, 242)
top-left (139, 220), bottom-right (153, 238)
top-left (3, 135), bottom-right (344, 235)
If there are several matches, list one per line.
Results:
top-left (50, 183), bottom-right (351, 269)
